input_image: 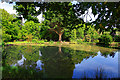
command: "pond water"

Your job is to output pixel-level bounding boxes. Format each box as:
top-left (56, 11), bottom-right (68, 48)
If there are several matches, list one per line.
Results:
top-left (2, 45), bottom-right (120, 79)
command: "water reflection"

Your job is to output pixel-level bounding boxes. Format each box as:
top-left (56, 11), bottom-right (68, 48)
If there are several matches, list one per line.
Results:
top-left (72, 51), bottom-right (118, 78)
top-left (12, 55), bottom-right (26, 66)
top-left (39, 50), bottom-right (42, 56)
top-left (2, 45), bottom-right (119, 79)
top-left (36, 60), bottom-right (43, 71)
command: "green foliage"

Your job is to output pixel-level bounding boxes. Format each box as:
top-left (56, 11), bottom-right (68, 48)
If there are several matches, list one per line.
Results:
top-left (74, 2), bottom-right (120, 32)
top-left (56, 41), bottom-right (60, 44)
top-left (37, 40), bottom-right (45, 44)
top-left (77, 27), bottom-right (85, 39)
top-left (86, 25), bottom-right (100, 42)
top-left (22, 21), bottom-right (41, 40)
top-left (70, 24), bottom-right (85, 41)
top-left (32, 39), bottom-right (47, 43)
top-left (70, 24), bottom-right (99, 43)
top-left (49, 40), bottom-right (54, 44)
top-left (26, 34), bottom-right (33, 42)
top-left (2, 34), bottom-right (12, 42)
top-left (39, 2), bottom-right (78, 41)
top-left (77, 39), bottom-right (83, 44)
top-left (99, 34), bottom-right (113, 45)
top-left (2, 2), bottom-right (119, 44)
top-left (113, 35), bottom-right (120, 42)
top-left (1, 9), bottom-right (21, 42)
top-left (14, 2), bottom-right (39, 23)
top-left (32, 39), bottom-right (37, 43)
top-left (70, 29), bottom-right (77, 40)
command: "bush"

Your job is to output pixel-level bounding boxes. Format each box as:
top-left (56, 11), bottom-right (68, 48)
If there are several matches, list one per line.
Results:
top-left (84, 34), bottom-right (91, 42)
top-left (32, 39), bottom-right (38, 43)
top-left (113, 35), bottom-right (120, 42)
top-left (93, 39), bottom-right (99, 43)
top-left (44, 39), bottom-right (48, 42)
top-left (77, 39), bottom-right (83, 44)
top-left (99, 34), bottom-right (113, 45)
top-left (2, 34), bottom-right (12, 42)
top-left (37, 40), bottom-right (45, 44)
top-left (69, 38), bottom-right (77, 43)
top-left (56, 41), bottom-right (60, 44)
top-left (86, 26), bottom-right (99, 42)
top-left (49, 40), bottom-right (54, 44)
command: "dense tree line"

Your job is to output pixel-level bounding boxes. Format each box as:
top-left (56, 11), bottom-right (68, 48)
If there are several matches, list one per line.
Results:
top-left (1, 2), bottom-right (120, 43)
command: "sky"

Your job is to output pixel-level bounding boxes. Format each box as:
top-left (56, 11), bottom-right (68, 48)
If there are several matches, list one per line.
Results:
top-left (0, 1), bottom-right (98, 23)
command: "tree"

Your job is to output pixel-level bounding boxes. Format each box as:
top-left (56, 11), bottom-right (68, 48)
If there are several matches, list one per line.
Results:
top-left (21, 21), bottom-right (41, 40)
top-left (74, 2), bottom-right (120, 33)
top-left (40, 2), bottom-right (79, 42)
top-left (14, 2), bottom-right (81, 42)
top-left (1, 9), bottom-right (21, 42)
top-left (14, 2), bottom-right (40, 23)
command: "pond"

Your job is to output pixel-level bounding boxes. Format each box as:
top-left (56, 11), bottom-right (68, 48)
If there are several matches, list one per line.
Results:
top-left (2, 45), bottom-right (120, 79)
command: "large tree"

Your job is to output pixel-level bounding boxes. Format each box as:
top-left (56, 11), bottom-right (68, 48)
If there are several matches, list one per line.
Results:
top-left (14, 2), bottom-right (80, 42)
top-left (40, 2), bottom-right (79, 42)
top-left (73, 2), bottom-right (120, 33)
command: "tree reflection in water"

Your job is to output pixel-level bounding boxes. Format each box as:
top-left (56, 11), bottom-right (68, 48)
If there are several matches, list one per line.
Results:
top-left (2, 45), bottom-right (118, 79)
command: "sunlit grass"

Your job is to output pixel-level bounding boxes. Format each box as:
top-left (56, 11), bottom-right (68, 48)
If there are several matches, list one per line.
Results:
top-left (5, 40), bottom-right (118, 53)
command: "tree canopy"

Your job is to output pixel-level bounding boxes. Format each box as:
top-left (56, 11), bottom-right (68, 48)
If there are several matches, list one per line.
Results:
top-left (1, 1), bottom-right (120, 43)
top-left (74, 2), bottom-right (120, 33)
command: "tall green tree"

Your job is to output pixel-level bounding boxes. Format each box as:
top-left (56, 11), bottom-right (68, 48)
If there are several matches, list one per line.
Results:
top-left (40, 2), bottom-right (80, 42)
top-left (1, 9), bottom-right (21, 42)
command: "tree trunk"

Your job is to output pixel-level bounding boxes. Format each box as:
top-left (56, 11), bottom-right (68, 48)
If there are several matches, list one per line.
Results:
top-left (58, 46), bottom-right (62, 53)
top-left (58, 45), bottom-right (62, 54)
top-left (58, 33), bottom-right (62, 42)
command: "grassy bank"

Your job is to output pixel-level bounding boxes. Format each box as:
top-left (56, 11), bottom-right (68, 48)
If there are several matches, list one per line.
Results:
top-left (3, 41), bottom-right (119, 53)
top-left (5, 41), bottom-right (120, 46)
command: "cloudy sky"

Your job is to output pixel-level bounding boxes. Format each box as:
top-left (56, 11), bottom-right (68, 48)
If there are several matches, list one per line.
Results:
top-left (0, 1), bottom-right (98, 23)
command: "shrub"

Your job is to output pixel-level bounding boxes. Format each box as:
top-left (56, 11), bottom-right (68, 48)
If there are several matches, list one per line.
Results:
top-left (99, 34), bottom-right (113, 45)
top-left (93, 39), bottom-right (99, 43)
top-left (2, 41), bottom-right (5, 46)
top-left (32, 39), bottom-right (38, 43)
top-left (49, 40), bottom-right (54, 44)
top-left (2, 34), bottom-right (12, 42)
top-left (56, 41), bottom-right (60, 44)
top-left (86, 26), bottom-right (99, 42)
top-left (113, 35), bottom-right (120, 42)
top-left (37, 40), bottom-right (44, 44)
top-left (77, 39), bottom-right (83, 44)
top-left (85, 34), bottom-right (91, 42)
top-left (70, 39), bottom-right (77, 44)
top-left (44, 39), bottom-right (48, 42)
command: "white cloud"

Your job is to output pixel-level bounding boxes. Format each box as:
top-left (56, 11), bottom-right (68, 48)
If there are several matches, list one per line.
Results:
top-left (36, 7), bottom-right (40, 11)
top-left (71, 1), bottom-right (78, 5)
top-left (0, 2), bottom-right (17, 14)
top-left (37, 12), bottom-right (44, 23)
top-left (78, 7), bottom-right (99, 23)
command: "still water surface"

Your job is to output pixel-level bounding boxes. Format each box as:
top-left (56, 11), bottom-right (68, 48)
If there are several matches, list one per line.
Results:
top-left (2, 45), bottom-right (119, 79)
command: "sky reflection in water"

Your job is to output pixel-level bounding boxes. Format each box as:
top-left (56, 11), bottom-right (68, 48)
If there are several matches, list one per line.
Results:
top-left (72, 51), bottom-right (119, 78)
